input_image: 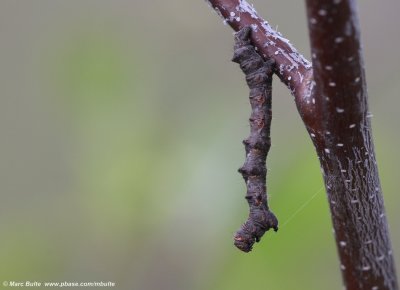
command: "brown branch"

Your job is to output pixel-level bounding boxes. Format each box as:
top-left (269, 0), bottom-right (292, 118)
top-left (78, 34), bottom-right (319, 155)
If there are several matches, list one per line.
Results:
top-left (206, 0), bottom-right (398, 289)
top-left (206, 0), bottom-right (314, 111)
top-left (305, 1), bottom-right (398, 289)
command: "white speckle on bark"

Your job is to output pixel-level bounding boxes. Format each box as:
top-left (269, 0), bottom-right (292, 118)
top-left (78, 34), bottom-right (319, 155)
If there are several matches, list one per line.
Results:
top-left (335, 37), bottom-right (344, 43)
top-left (336, 107), bottom-right (344, 113)
top-left (310, 18), bottom-right (317, 24)
top-left (340, 264), bottom-right (346, 270)
top-left (255, 19), bottom-right (311, 70)
top-left (355, 77), bottom-right (360, 83)
top-left (325, 65), bottom-right (333, 70)
top-left (310, 133), bottom-right (316, 138)
top-left (288, 76), bottom-right (291, 80)
top-left (334, 0), bottom-right (342, 4)
top-left (362, 265), bottom-right (371, 271)
top-left (306, 45), bottom-right (397, 283)
top-left (339, 241), bottom-right (347, 247)
top-left (297, 71), bottom-right (304, 83)
top-left (372, 286), bottom-right (378, 290)
top-left (318, 9), bottom-right (327, 16)
top-left (337, 143), bottom-right (344, 147)
top-left (325, 148), bottom-right (331, 154)
top-left (236, 0), bottom-right (258, 19)
top-left (341, 169), bottom-right (347, 172)
top-left (218, 0), bottom-right (310, 71)
top-left (329, 82), bottom-right (336, 87)
top-left (376, 255), bottom-right (385, 261)
top-left (312, 98), bottom-right (315, 104)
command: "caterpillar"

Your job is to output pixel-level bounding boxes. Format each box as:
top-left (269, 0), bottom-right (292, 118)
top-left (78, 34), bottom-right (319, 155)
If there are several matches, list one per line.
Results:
top-left (232, 26), bottom-right (278, 253)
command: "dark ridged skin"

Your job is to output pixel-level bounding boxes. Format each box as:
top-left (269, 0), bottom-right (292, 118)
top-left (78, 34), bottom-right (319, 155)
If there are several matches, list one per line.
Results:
top-left (232, 27), bottom-right (278, 253)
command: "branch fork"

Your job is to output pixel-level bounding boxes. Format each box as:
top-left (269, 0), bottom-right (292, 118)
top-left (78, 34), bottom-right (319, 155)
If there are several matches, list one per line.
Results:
top-left (206, 0), bottom-right (398, 288)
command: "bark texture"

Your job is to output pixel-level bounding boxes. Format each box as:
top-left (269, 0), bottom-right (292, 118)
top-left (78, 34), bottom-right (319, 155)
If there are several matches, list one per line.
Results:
top-left (305, 1), bottom-right (398, 289)
top-left (205, 0), bottom-right (313, 104)
top-left (206, 0), bottom-right (398, 289)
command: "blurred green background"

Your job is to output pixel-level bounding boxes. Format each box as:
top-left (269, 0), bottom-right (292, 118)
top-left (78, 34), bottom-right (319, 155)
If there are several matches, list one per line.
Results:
top-left (0, 1), bottom-right (399, 289)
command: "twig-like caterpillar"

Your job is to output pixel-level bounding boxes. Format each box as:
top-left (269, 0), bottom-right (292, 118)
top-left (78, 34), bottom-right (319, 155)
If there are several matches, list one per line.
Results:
top-left (232, 26), bottom-right (278, 252)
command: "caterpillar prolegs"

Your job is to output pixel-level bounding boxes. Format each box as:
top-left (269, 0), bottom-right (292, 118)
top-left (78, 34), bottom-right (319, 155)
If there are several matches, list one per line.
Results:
top-left (232, 27), bottom-right (278, 252)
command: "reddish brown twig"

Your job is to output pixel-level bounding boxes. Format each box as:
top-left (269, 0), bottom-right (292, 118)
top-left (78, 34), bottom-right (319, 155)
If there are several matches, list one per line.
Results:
top-left (205, 0), bottom-right (314, 113)
top-left (305, 1), bottom-right (398, 289)
top-left (206, 0), bottom-right (398, 288)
